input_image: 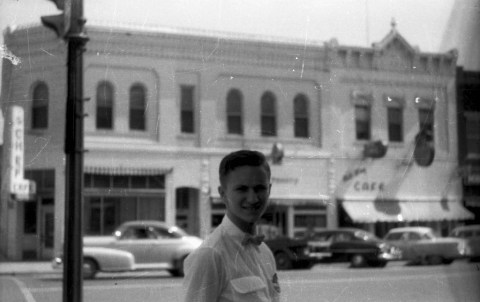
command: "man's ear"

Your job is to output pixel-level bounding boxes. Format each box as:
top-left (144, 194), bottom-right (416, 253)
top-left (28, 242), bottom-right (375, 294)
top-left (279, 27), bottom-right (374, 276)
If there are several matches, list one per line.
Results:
top-left (218, 186), bottom-right (225, 199)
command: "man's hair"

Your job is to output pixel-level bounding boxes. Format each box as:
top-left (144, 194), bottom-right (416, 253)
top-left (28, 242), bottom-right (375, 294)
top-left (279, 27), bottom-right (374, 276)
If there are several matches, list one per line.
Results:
top-left (219, 150), bottom-right (271, 187)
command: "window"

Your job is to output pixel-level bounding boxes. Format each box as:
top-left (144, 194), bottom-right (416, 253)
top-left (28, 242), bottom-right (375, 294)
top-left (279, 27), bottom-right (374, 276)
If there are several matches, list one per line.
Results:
top-left (226, 89), bottom-right (243, 134)
top-left (180, 85), bottom-right (195, 133)
top-left (129, 83), bottom-right (146, 131)
top-left (96, 81), bottom-right (114, 129)
top-left (418, 108), bottom-right (434, 140)
top-left (465, 114), bottom-right (480, 157)
top-left (355, 105), bottom-right (371, 140)
top-left (294, 94), bottom-right (309, 138)
top-left (261, 91), bottom-right (277, 136)
top-left (83, 174), bottom-right (166, 235)
top-left (388, 107), bottom-right (403, 142)
top-left (32, 82), bottom-right (49, 129)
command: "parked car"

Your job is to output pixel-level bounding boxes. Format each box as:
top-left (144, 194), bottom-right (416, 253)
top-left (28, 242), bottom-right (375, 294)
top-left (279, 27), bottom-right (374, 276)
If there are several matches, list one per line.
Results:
top-left (52, 220), bottom-right (202, 279)
top-left (449, 224), bottom-right (480, 262)
top-left (257, 223), bottom-right (316, 270)
top-left (306, 228), bottom-right (401, 268)
top-left (383, 226), bottom-right (468, 265)
top-left (264, 236), bottom-right (316, 270)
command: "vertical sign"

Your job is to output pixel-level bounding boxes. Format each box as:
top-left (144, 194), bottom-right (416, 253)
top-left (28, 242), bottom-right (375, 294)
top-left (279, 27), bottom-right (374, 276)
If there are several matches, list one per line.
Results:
top-left (9, 106), bottom-right (36, 198)
top-left (9, 106), bottom-right (24, 188)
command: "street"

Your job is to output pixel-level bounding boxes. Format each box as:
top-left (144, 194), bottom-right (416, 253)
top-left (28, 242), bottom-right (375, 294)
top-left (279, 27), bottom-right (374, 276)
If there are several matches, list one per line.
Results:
top-left (2, 260), bottom-right (479, 302)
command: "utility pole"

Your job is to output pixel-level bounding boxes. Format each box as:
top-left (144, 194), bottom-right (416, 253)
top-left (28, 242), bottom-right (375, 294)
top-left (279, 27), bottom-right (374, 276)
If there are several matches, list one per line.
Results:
top-left (41, 1), bottom-right (88, 302)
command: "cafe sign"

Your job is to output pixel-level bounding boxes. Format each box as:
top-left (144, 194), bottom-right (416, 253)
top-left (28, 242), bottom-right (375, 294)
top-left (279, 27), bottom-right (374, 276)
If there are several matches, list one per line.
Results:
top-left (9, 106), bottom-right (36, 198)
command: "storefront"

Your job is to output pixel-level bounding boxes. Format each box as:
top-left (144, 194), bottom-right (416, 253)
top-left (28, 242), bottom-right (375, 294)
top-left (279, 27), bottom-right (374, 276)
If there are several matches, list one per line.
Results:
top-left (336, 157), bottom-right (474, 237)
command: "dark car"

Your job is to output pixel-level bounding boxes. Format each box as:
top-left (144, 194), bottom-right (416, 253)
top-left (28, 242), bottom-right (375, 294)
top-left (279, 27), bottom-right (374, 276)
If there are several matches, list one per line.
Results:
top-left (264, 236), bottom-right (316, 270)
top-left (306, 228), bottom-right (401, 268)
top-left (257, 223), bottom-right (315, 270)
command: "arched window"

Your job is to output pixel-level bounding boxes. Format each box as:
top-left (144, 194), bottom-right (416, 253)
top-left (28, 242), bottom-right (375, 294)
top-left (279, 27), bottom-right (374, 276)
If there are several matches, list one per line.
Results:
top-left (294, 94), bottom-right (309, 138)
top-left (129, 83), bottom-right (146, 131)
top-left (261, 91), bottom-right (277, 136)
top-left (96, 81), bottom-right (114, 129)
top-left (226, 89), bottom-right (243, 134)
top-left (32, 82), bottom-right (49, 129)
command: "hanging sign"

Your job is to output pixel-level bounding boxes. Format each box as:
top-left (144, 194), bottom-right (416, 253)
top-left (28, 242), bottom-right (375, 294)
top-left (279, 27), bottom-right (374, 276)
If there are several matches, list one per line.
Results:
top-left (9, 106), bottom-right (36, 198)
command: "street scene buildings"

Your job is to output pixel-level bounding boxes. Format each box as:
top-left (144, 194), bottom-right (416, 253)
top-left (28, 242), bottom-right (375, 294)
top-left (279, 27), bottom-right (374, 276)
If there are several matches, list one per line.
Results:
top-left (0, 16), bottom-right (477, 260)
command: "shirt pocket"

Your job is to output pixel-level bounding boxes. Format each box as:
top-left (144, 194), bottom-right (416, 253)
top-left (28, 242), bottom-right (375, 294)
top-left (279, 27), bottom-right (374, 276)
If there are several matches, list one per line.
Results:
top-left (230, 276), bottom-right (269, 301)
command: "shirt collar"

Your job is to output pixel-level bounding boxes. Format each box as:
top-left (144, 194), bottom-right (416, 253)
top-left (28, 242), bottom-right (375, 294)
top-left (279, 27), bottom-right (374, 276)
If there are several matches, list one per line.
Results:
top-left (221, 215), bottom-right (249, 241)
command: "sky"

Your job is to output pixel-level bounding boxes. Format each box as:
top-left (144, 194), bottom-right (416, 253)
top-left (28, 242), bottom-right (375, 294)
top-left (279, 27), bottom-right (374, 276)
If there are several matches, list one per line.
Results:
top-left (1, 0), bottom-right (456, 52)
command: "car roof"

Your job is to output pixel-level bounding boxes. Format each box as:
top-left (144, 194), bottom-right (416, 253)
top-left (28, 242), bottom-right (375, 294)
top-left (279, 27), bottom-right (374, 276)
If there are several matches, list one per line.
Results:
top-left (316, 228), bottom-right (368, 233)
top-left (120, 220), bottom-right (172, 229)
top-left (451, 225), bottom-right (480, 232)
top-left (386, 227), bottom-right (433, 234)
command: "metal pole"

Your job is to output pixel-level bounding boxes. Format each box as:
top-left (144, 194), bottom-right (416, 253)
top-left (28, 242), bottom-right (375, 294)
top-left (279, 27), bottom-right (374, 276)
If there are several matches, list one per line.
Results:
top-left (63, 1), bottom-right (88, 302)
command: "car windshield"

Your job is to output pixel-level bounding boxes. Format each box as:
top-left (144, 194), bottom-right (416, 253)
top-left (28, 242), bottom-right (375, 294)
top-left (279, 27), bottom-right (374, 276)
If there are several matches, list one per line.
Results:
top-left (354, 230), bottom-right (379, 241)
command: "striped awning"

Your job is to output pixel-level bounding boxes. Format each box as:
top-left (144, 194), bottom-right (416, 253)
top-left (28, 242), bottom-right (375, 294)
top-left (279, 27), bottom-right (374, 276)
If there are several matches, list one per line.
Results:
top-left (84, 166), bottom-right (172, 176)
top-left (342, 199), bottom-right (474, 223)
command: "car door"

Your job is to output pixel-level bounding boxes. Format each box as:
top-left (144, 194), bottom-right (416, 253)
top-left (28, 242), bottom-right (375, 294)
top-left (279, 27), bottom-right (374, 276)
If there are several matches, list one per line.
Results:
top-left (113, 226), bottom-right (159, 264)
top-left (147, 226), bottom-right (185, 264)
top-left (385, 232), bottom-right (410, 256)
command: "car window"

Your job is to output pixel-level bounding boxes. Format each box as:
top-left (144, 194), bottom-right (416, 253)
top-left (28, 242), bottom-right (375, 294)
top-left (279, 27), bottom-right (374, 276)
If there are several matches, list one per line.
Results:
top-left (333, 233), bottom-right (351, 242)
top-left (385, 232), bottom-right (403, 240)
top-left (119, 227), bottom-right (157, 240)
top-left (152, 226), bottom-right (184, 239)
top-left (355, 230), bottom-right (379, 241)
top-left (407, 232), bottom-right (422, 241)
top-left (312, 233), bottom-right (331, 242)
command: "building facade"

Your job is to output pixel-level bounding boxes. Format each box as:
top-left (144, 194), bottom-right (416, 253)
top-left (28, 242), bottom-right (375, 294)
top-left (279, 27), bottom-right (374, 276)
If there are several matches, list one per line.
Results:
top-left (1, 22), bottom-right (473, 260)
top-left (457, 68), bottom-right (480, 220)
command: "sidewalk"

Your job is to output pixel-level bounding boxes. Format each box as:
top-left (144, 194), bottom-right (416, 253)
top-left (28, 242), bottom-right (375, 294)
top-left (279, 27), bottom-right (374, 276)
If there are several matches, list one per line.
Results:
top-left (0, 261), bottom-right (56, 275)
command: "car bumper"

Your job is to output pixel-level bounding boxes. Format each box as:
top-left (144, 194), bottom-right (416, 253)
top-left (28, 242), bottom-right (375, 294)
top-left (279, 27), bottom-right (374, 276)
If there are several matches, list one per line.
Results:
top-left (52, 256), bottom-right (63, 270)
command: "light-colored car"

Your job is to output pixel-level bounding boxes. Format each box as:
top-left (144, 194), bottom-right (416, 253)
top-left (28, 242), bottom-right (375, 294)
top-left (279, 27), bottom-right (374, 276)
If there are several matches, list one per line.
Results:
top-left (383, 226), bottom-right (468, 265)
top-left (450, 224), bottom-right (480, 261)
top-left (52, 221), bottom-right (202, 278)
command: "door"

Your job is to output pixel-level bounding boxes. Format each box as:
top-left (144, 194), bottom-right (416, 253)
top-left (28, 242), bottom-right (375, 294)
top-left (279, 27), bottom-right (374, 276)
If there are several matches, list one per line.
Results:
top-left (40, 205), bottom-right (55, 259)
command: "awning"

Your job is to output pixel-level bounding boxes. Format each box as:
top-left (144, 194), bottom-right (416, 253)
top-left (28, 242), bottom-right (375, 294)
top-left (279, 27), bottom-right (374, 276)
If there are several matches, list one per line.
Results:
top-left (84, 166), bottom-right (172, 176)
top-left (342, 200), bottom-right (475, 223)
top-left (211, 194), bottom-right (329, 207)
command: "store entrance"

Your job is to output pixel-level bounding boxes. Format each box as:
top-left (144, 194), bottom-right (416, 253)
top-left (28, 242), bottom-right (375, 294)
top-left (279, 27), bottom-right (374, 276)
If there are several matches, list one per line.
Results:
top-left (40, 204), bottom-right (54, 259)
top-left (175, 187), bottom-right (200, 236)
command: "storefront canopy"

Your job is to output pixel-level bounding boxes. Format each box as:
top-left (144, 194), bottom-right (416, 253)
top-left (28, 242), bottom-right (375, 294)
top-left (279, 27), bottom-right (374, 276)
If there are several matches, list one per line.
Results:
top-left (342, 200), bottom-right (474, 223)
top-left (84, 165), bottom-right (172, 175)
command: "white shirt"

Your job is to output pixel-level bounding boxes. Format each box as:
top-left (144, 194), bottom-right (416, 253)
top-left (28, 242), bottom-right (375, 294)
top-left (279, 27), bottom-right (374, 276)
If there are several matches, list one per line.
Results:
top-left (182, 216), bottom-right (281, 302)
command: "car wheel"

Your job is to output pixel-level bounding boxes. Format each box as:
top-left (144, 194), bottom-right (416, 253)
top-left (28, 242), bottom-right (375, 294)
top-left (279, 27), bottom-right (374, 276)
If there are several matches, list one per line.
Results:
top-left (275, 252), bottom-right (292, 270)
top-left (426, 255), bottom-right (443, 265)
top-left (169, 256), bottom-right (187, 277)
top-left (83, 258), bottom-right (98, 279)
top-left (371, 260), bottom-right (387, 268)
top-left (350, 254), bottom-right (366, 268)
top-left (442, 259), bottom-right (454, 265)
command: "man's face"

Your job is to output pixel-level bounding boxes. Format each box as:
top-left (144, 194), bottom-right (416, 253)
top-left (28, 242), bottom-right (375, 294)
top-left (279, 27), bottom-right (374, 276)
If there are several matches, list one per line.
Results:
top-left (219, 165), bottom-right (271, 225)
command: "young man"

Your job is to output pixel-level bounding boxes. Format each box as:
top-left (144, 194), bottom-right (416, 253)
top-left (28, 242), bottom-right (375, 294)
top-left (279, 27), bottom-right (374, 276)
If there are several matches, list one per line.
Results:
top-left (183, 150), bottom-right (280, 302)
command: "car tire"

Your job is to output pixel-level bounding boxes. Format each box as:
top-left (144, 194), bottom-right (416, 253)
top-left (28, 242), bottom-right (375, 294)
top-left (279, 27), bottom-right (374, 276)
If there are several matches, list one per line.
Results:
top-left (442, 258), bottom-right (454, 265)
top-left (371, 260), bottom-right (387, 268)
top-left (275, 252), bottom-right (292, 270)
top-left (169, 256), bottom-right (187, 277)
top-left (350, 254), bottom-right (366, 268)
top-left (83, 258), bottom-right (98, 279)
top-left (426, 255), bottom-right (443, 265)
